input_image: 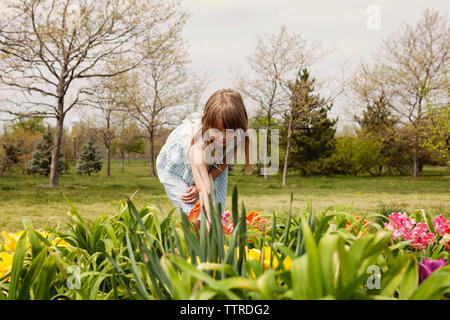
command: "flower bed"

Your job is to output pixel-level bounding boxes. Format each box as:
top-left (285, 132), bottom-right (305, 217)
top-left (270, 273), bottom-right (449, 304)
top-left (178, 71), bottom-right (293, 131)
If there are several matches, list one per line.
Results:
top-left (0, 187), bottom-right (449, 300)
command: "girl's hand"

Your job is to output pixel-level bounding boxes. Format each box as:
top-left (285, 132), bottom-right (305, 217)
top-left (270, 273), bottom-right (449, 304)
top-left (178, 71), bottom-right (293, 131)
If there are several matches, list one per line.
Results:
top-left (181, 185), bottom-right (199, 204)
top-left (193, 218), bottom-right (211, 234)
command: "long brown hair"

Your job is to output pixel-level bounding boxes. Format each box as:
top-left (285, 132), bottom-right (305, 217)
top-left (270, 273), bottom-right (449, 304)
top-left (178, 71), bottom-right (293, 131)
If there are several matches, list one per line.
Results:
top-left (192, 89), bottom-right (252, 174)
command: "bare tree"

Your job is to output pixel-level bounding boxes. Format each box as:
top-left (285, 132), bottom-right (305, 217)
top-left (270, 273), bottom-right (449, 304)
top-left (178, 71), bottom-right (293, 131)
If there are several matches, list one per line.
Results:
top-left (232, 26), bottom-right (329, 180)
top-left (82, 87), bottom-right (118, 177)
top-left (116, 29), bottom-right (206, 176)
top-left (0, 0), bottom-right (188, 186)
top-left (113, 111), bottom-right (143, 173)
top-left (352, 9), bottom-right (449, 177)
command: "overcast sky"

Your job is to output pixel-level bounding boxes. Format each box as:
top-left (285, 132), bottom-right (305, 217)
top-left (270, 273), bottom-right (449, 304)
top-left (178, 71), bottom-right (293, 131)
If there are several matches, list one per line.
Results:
top-left (1, 1), bottom-right (449, 130)
top-left (180, 0), bottom-right (449, 127)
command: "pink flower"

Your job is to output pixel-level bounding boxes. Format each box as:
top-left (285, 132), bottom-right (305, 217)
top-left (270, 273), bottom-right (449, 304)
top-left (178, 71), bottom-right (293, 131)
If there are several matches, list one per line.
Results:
top-left (385, 212), bottom-right (435, 250)
top-left (443, 227), bottom-right (450, 251)
top-left (410, 223), bottom-right (435, 249)
top-left (384, 212), bottom-right (416, 241)
top-left (221, 211), bottom-right (233, 235)
top-left (433, 215), bottom-right (450, 236)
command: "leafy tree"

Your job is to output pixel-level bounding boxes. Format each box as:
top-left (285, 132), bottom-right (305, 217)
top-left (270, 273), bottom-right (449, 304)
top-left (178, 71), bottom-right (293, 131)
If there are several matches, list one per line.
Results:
top-left (420, 88), bottom-right (450, 165)
top-left (355, 94), bottom-right (412, 175)
top-left (8, 117), bottom-right (46, 134)
top-left (76, 140), bottom-right (102, 176)
top-left (352, 9), bottom-right (449, 177)
top-left (355, 94), bottom-right (398, 134)
top-left (26, 130), bottom-right (64, 176)
top-left (0, 117), bottom-right (45, 174)
top-left (0, 137), bottom-right (24, 176)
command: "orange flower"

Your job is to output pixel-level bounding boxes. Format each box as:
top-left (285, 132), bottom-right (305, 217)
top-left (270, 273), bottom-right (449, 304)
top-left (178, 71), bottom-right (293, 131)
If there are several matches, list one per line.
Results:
top-left (246, 211), bottom-right (268, 232)
top-left (187, 201), bottom-right (201, 223)
top-left (245, 211), bottom-right (269, 242)
top-left (346, 216), bottom-right (370, 238)
top-left (222, 224), bottom-right (233, 235)
top-left (443, 226), bottom-right (450, 251)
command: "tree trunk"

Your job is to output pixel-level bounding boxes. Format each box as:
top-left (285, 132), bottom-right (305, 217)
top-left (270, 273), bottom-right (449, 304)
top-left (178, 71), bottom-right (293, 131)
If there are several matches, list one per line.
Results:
top-left (149, 130), bottom-right (156, 177)
top-left (121, 149), bottom-right (125, 172)
top-left (73, 137), bottom-right (77, 159)
top-left (282, 116), bottom-right (293, 187)
top-left (413, 100), bottom-right (423, 178)
top-left (49, 114), bottom-right (64, 187)
top-left (106, 113), bottom-right (111, 177)
top-left (263, 114), bottom-right (271, 180)
top-left (0, 163), bottom-right (6, 177)
top-left (106, 142), bottom-right (111, 177)
top-left (413, 135), bottom-right (421, 178)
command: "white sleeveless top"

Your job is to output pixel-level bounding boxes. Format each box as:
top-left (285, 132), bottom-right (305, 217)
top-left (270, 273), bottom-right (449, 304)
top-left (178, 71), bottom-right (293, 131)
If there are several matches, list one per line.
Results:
top-left (156, 112), bottom-right (241, 186)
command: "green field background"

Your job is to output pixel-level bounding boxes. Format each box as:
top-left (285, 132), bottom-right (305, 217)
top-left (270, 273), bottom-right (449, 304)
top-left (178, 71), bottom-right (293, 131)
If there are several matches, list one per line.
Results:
top-left (0, 159), bottom-right (448, 231)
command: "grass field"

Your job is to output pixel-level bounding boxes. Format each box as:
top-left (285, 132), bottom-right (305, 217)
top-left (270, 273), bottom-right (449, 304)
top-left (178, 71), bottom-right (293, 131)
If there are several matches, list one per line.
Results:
top-left (0, 159), bottom-right (448, 231)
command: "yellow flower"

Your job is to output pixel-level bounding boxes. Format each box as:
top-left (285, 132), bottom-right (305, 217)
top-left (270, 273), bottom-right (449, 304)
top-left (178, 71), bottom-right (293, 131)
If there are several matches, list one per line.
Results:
top-left (186, 256), bottom-right (201, 265)
top-left (0, 251), bottom-right (13, 282)
top-left (2, 231), bottom-right (25, 252)
top-left (356, 191), bottom-right (363, 195)
top-left (53, 238), bottom-right (70, 247)
top-left (248, 247), bottom-right (292, 271)
top-left (186, 246), bottom-right (292, 280)
top-left (1, 231), bottom-right (17, 252)
top-left (2, 229), bottom-right (71, 253)
top-left (38, 231), bottom-right (70, 247)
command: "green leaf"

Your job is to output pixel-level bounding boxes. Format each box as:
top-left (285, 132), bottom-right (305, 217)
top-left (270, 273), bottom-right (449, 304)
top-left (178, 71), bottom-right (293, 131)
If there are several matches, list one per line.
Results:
top-left (301, 219), bottom-right (324, 299)
top-left (398, 256), bottom-right (418, 300)
top-left (8, 231), bottom-right (28, 300)
top-left (409, 266), bottom-right (450, 300)
top-left (18, 248), bottom-right (47, 300)
top-left (33, 253), bottom-right (57, 300)
top-left (318, 235), bottom-right (338, 296)
top-left (125, 231), bottom-right (150, 300)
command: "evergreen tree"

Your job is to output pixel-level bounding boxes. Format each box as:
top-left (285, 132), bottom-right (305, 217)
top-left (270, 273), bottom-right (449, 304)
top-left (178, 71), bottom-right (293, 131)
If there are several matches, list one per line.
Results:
top-left (26, 130), bottom-right (64, 176)
top-left (283, 68), bottom-right (337, 176)
top-left (355, 94), bottom-right (412, 175)
top-left (354, 94), bottom-right (398, 135)
top-left (76, 140), bottom-right (102, 176)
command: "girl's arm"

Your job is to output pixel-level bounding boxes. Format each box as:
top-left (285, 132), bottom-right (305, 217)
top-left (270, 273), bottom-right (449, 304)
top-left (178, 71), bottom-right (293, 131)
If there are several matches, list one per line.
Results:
top-left (189, 143), bottom-right (213, 224)
top-left (209, 163), bottom-right (228, 180)
top-left (181, 154), bottom-right (228, 204)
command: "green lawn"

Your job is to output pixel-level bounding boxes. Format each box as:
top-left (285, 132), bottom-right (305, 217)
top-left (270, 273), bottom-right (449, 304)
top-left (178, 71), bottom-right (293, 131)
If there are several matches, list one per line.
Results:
top-left (0, 159), bottom-right (449, 231)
